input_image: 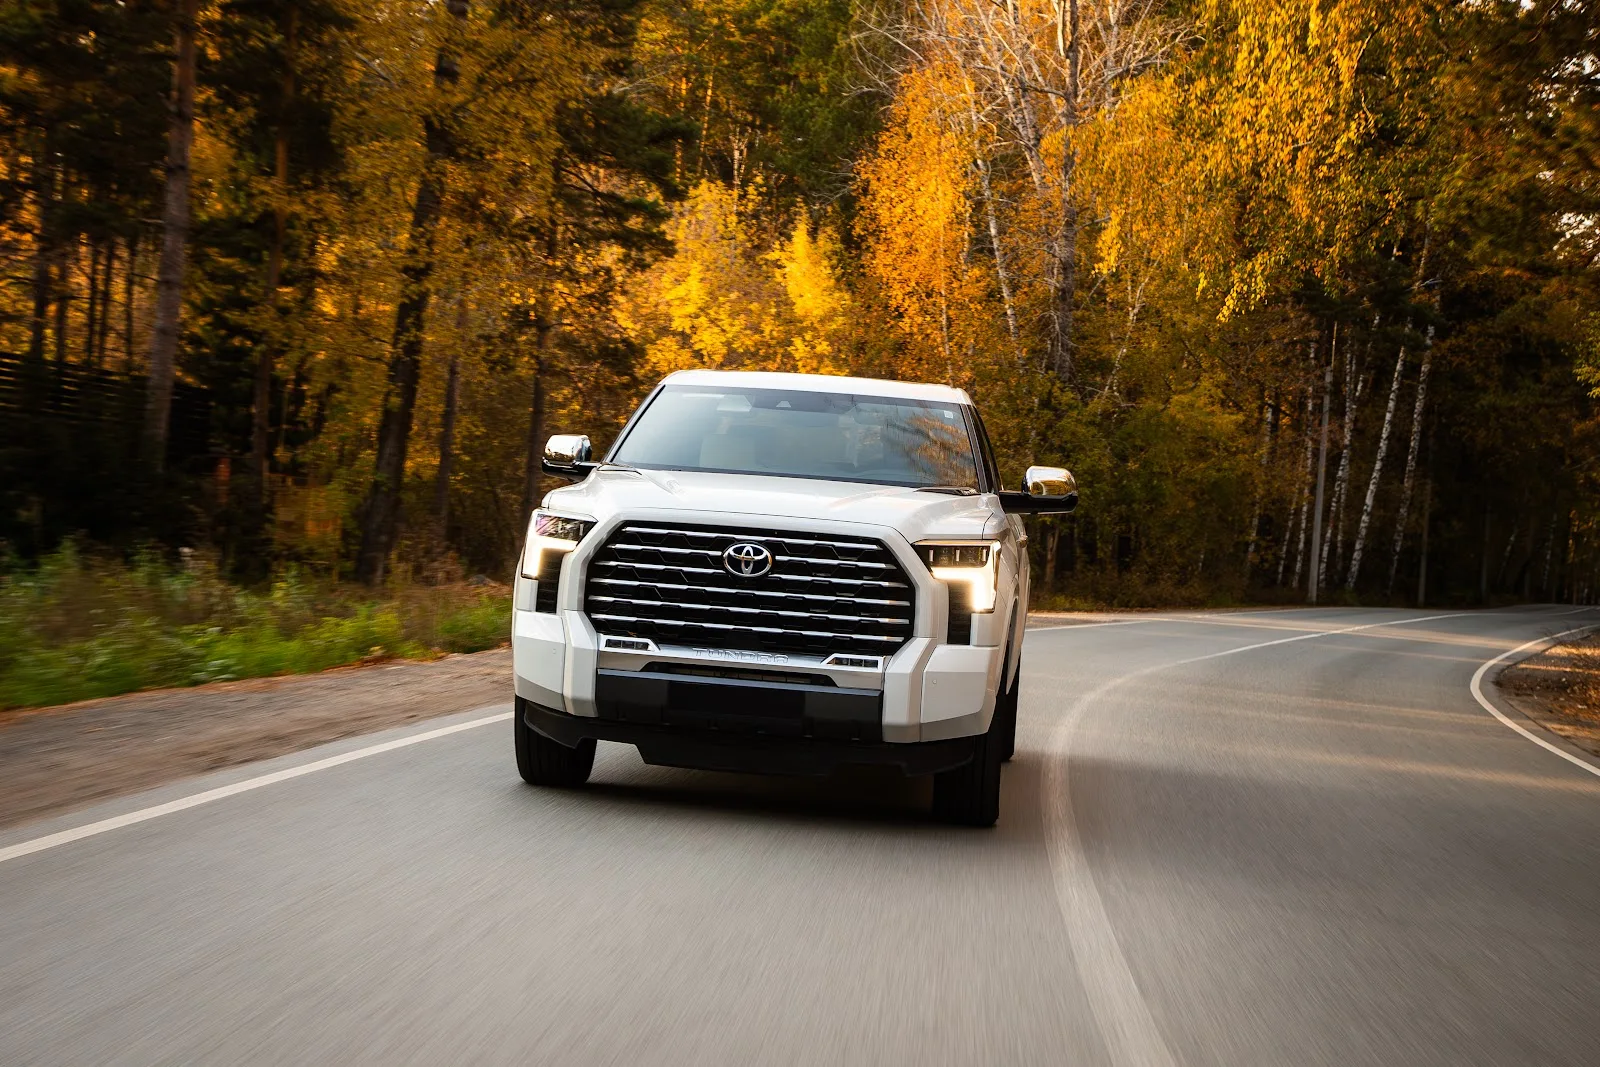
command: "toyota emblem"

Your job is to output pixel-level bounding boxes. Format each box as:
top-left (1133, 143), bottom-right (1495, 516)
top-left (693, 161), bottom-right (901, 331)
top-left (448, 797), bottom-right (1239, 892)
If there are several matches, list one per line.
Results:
top-left (722, 541), bottom-right (774, 578)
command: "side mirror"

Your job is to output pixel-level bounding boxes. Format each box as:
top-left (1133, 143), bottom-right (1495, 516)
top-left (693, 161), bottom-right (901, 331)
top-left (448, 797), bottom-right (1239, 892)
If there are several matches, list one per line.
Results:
top-left (541, 434), bottom-right (597, 480)
top-left (999, 465), bottom-right (1078, 514)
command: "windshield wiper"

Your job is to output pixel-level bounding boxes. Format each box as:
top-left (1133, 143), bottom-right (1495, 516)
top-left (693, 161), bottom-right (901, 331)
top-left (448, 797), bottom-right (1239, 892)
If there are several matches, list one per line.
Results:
top-left (915, 485), bottom-right (978, 496)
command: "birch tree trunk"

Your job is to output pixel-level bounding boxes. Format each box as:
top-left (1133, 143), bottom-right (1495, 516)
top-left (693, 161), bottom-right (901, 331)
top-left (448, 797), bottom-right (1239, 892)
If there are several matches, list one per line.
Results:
top-left (1049, 0), bottom-right (1081, 386)
top-left (977, 155), bottom-right (1019, 352)
top-left (1387, 326), bottom-right (1434, 593)
top-left (966, 97), bottom-right (1019, 354)
top-left (1289, 344), bottom-right (1318, 588)
top-left (1308, 354), bottom-right (1334, 603)
top-left (1320, 327), bottom-right (1351, 589)
top-left (1345, 341), bottom-right (1408, 590)
top-left (143, 0), bottom-right (201, 469)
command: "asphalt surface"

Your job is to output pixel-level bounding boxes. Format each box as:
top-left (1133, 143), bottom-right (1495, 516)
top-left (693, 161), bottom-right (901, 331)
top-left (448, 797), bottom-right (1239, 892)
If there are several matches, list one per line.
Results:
top-left (3, 606), bottom-right (1599, 1066)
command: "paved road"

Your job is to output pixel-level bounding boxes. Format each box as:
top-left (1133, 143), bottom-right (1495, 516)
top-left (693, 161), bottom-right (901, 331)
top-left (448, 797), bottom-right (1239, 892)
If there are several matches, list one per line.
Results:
top-left (3, 607), bottom-right (1598, 1066)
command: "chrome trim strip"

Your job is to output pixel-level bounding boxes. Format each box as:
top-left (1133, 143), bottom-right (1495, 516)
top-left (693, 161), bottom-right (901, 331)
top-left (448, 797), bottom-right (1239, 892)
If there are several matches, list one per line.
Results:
top-left (588, 613), bottom-right (905, 643)
top-left (622, 526), bottom-right (881, 551)
top-left (589, 559), bottom-right (908, 589)
top-left (588, 577), bottom-right (911, 607)
top-left (587, 595), bottom-right (909, 626)
top-left (608, 542), bottom-right (896, 570)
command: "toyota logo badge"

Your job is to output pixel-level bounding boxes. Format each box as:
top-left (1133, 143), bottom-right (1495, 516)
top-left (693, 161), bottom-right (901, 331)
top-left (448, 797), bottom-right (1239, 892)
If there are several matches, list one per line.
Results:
top-left (722, 541), bottom-right (774, 578)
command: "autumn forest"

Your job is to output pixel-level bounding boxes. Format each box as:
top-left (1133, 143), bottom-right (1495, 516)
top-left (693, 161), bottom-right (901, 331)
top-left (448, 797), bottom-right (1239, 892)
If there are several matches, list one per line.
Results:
top-left (3, 0), bottom-right (1598, 607)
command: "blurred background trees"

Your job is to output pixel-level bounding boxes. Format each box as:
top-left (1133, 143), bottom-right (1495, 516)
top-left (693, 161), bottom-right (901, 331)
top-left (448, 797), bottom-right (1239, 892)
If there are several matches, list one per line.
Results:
top-left (1, 0), bottom-right (1596, 606)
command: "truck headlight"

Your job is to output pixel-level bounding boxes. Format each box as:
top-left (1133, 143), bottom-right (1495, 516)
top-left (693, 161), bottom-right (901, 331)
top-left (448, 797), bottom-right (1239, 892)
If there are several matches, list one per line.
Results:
top-left (521, 510), bottom-right (595, 612)
top-left (917, 541), bottom-right (999, 644)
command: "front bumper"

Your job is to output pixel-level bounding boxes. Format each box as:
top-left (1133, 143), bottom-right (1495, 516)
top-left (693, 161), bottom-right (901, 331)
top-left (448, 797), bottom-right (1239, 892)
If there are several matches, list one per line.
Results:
top-left (520, 697), bottom-right (982, 778)
top-left (512, 512), bottom-right (1008, 761)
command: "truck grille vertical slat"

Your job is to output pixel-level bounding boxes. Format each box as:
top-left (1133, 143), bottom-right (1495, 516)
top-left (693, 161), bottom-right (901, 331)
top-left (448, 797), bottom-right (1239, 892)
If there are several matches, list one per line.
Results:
top-left (583, 523), bottom-right (916, 657)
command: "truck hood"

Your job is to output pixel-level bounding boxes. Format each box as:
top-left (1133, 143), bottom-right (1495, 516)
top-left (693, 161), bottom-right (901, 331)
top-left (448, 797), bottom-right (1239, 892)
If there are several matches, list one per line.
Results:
top-left (544, 467), bottom-right (1000, 543)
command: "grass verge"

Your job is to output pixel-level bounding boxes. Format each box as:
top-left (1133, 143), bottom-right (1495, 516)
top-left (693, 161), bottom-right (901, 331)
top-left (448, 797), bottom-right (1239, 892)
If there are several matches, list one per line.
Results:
top-left (0, 545), bottom-right (510, 710)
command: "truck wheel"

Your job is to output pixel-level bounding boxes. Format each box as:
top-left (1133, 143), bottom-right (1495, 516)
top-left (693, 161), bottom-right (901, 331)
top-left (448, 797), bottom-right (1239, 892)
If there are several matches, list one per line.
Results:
top-left (932, 719), bottom-right (1003, 827)
top-left (995, 654), bottom-right (1021, 762)
top-left (514, 697), bottom-right (596, 787)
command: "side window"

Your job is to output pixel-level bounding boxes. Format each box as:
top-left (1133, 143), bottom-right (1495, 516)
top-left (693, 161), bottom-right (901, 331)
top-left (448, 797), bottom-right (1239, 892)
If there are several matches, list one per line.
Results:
top-left (971, 411), bottom-right (1002, 493)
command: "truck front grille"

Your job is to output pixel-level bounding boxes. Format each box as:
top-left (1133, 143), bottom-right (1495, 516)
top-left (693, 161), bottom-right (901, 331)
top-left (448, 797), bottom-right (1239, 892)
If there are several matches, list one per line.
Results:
top-left (583, 522), bottom-right (916, 658)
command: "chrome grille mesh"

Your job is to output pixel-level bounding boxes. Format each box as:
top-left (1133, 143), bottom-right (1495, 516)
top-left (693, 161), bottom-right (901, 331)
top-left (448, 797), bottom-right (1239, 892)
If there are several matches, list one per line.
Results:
top-left (583, 523), bottom-right (915, 657)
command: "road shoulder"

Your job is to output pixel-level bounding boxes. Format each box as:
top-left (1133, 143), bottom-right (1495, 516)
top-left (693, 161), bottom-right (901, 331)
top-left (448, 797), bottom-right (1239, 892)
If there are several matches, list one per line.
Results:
top-left (1497, 633), bottom-right (1600, 761)
top-left (0, 649), bottom-right (510, 830)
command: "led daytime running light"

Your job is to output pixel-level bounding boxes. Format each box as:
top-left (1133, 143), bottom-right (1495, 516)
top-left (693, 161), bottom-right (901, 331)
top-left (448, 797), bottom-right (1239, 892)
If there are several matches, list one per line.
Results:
top-left (918, 540), bottom-right (1000, 613)
top-left (521, 510), bottom-right (595, 579)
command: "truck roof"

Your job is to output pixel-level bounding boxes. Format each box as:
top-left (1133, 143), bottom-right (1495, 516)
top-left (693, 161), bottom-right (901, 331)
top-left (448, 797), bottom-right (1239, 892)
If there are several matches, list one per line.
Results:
top-left (662, 369), bottom-right (972, 406)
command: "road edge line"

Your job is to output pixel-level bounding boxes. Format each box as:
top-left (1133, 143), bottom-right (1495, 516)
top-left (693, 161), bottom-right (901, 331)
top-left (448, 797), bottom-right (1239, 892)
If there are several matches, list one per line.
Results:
top-left (1470, 627), bottom-right (1600, 780)
top-left (0, 709), bottom-right (512, 867)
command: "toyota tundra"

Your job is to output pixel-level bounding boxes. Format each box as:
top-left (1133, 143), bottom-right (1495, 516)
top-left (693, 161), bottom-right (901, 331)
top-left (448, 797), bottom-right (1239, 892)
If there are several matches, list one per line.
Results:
top-left (511, 370), bottom-right (1076, 825)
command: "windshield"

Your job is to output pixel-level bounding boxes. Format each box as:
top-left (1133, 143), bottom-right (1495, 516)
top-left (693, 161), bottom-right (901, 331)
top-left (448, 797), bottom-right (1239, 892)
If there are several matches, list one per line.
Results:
top-left (610, 384), bottom-right (980, 489)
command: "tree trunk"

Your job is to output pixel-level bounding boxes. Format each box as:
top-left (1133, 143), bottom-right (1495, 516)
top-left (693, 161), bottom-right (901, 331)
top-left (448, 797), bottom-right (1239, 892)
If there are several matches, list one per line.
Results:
top-left (251, 4), bottom-right (297, 499)
top-left (1346, 339), bottom-right (1409, 590)
top-left (1480, 509), bottom-right (1492, 603)
top-left (354, 0), bottom-right (469, 585)
top-left (1288, 341), bottom-right (1318, 588)
top-left (122, 232), bottom-right (139, 371)
top-left (1541, 511), bottom-right (1557, 599)
top-left (434, 298), bottom-right (467, 536)
top-left (521, 354), bottom-right (546, 520)
top-left (27, 158), bottom-right (56, 363)
top-left (1308, 351), bottom-right (1333, 603)
top-left (1321, 326), bottom-right (1353, 588)
top-left (1049, 0), bottom-right (1081, 386)
top-left (95, 238), bottom-right (116, 365)
top-left (83, 241), bottom-right (101, 365)
top-left (142, 0), bottom-right (200, 469)
top-left (1416, 471), bottom-right (1431, 606)
top-left (52, 249), bottom-right (71, 366)
top-left (1043, 520), bottom-right (1059, 589)
top-left (969, 112), bottom-right (1019, 355)
top-left (1245, 390), bottom-right (1273, 574)
top-left (1386, 326), bottom-right (1434, 593)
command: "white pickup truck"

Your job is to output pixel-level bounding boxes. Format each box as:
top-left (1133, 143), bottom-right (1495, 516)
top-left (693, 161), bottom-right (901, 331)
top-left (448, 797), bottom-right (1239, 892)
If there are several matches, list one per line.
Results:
top-left (511, 370), bottom-right (1076, 825)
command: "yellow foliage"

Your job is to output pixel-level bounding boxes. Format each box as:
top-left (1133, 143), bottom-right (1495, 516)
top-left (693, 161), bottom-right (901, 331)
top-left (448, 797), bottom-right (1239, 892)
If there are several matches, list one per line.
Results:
top-left (620, 181), bottom-right (857, 381)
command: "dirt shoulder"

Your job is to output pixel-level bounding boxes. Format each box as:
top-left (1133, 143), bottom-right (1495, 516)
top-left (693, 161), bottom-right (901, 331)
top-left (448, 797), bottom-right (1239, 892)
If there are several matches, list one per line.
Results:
top-left (1496, 633), bottom-right (1600, 761)
top-left (0, 649), bottom-right (510, 831)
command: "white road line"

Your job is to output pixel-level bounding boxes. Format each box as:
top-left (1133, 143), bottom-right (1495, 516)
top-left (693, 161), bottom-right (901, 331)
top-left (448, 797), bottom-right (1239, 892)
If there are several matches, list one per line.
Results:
top-left (1470, 626), bottom-right (1600, 780)
top-left (0, 710), bottom-right (511, 867)
top-left (1040, 610), bottom-right (1474, 1067)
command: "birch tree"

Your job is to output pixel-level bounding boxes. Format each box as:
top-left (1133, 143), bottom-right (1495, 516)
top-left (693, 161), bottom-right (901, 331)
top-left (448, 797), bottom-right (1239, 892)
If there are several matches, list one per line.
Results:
top-left (1345, 341), bottom-right (1407, 590)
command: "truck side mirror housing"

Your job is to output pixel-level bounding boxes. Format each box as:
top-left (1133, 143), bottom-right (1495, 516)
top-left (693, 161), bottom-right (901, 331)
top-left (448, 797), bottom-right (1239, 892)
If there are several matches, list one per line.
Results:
top-left (542, 434), bottom-right (597, 480)
top-left (999, 465), bottom-right (1078, 513)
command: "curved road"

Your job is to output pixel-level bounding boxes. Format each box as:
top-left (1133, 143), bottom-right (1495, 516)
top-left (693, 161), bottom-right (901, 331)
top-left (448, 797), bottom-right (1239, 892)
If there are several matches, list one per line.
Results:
top-left (3, 607), bottom-right (1598, 1065)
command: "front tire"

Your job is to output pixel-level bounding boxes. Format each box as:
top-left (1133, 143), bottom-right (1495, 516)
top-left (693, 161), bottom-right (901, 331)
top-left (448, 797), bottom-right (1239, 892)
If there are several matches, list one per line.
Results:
top-left (514, 696), bottom-right (596, 787)
top-left (996, 656), bottom-right (1020, 762)
top-left (932, 715), bottom-right (1003, 827)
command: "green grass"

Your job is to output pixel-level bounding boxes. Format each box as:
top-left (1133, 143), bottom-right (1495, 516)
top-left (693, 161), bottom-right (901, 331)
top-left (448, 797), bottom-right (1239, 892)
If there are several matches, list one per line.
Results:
top-left (0, 545), bottom-right (510, 710)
